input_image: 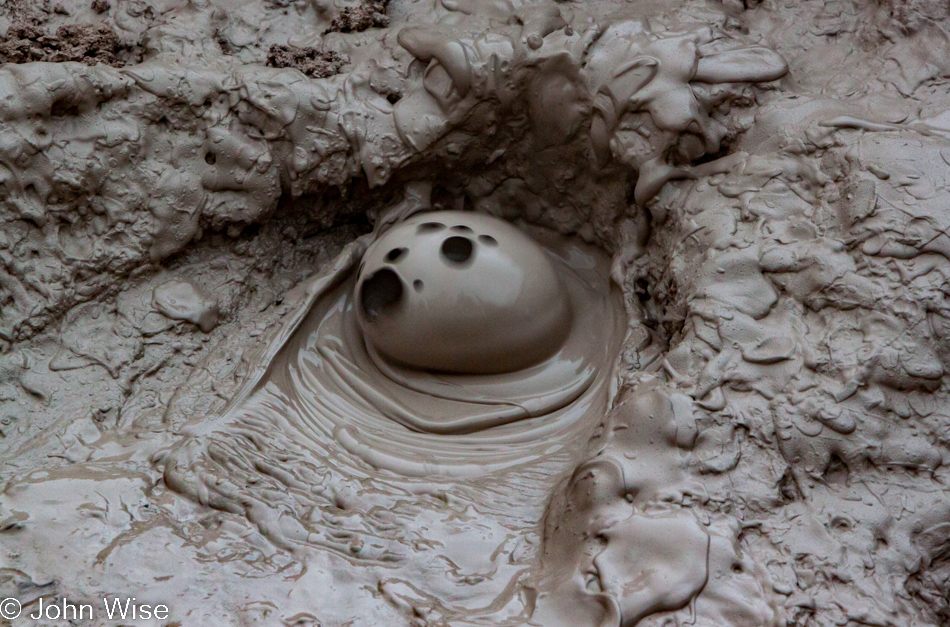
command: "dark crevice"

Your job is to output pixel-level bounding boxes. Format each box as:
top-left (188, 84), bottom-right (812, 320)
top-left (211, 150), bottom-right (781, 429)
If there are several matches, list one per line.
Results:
top-left (690, 137), bottom-right (734, 167)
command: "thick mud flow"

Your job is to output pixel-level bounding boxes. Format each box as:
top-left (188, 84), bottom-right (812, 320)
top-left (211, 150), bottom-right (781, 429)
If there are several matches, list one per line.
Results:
top-left (2, 0), bottom-right (950, 626)
top-left (165, 212), bottom-right (624, 482)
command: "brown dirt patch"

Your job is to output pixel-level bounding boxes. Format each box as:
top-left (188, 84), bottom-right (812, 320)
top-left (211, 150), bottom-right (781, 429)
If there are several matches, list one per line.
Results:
top-left (0, 21), bottom-right (123, 65)
top-left (327, 0), bottom-right (390, 33)
top-left (265, 45), bottom-right (348, 78)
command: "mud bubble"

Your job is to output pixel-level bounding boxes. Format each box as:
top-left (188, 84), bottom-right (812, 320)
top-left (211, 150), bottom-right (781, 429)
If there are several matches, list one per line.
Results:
top-left (164, 209), bottom-right (626, 490)
top-left (356, 211), bottom-right (573, 374)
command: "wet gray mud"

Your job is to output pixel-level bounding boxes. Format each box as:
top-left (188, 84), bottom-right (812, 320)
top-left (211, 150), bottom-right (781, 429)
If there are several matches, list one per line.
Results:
top-left (2, 0), bottom-right (950, 626)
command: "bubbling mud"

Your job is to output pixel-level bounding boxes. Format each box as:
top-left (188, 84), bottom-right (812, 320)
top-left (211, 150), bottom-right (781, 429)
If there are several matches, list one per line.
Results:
top-left (157, 209), bottom-right (628, 615)
top-left (356, 211), bottom-right (573, 375)
top-left (260, 210), bottom-right (625, 476)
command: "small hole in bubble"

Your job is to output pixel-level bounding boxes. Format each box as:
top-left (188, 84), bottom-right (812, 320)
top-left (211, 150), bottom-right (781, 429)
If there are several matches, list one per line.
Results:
top-left (205, 152), bottom-right (217, 165)
top-left (360, 268), bottom-right (404, 322)
top-left (732, 563), bottom-right (743, 574)
top-left (478, 235), bottom-right (497, 246)
top-left (451, 225), bottom-right (473, 233)
top-left (385, 247), bottom-right (407, 262)
top-left (441, 236), bottom-right (474, 265)
top-left (413, 280), bottom-right (424, 292)
top-left (417, 222), bottom-right (445, 233)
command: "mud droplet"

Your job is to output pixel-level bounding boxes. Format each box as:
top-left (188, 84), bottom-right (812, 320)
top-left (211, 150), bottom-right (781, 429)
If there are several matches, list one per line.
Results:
top-left (152, 279), bottom-right (219, 333)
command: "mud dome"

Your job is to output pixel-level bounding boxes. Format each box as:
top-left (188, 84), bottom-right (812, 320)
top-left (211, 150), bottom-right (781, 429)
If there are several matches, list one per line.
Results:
top-left (356, 211), bottom-right (575, 375)
top-left (3, 0), bottom-right (950, 626)
top-left (164, 213), bottom-right (623, 477)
